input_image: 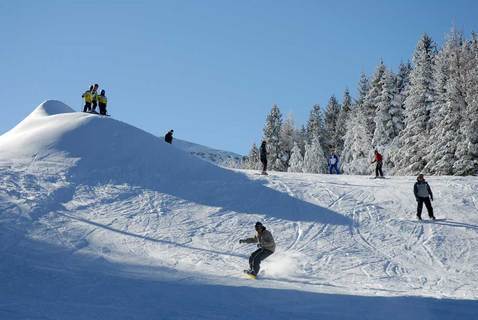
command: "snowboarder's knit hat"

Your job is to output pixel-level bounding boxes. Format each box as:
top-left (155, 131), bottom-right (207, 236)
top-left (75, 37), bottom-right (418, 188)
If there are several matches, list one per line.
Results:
top-left (255, 222), bottom-right (263, 228)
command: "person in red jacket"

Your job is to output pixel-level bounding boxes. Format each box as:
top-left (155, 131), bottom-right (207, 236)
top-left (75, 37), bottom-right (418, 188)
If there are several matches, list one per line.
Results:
top-left (371, 149), bottom-right (384, 178)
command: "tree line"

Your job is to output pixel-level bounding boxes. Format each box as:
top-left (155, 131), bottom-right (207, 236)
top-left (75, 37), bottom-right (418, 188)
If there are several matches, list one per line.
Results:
top-left (242, 28), bottom-right (478, 176)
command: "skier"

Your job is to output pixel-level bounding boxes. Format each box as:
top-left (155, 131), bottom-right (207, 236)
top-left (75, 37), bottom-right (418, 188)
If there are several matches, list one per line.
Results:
top-left (260, 141), bottom-right (268, 175)
top-left (328, 153), bottom-right (339, 174)
top-left (239, 222), bottom-right (275, 278)
top-left (81, 85), bottom-right (93, 112)
top-left (90, 83), bottom-right (99, 113)
top-left (414, 174), bottom-right (436, 220)
top-left (371, 149), bottom-right (384, 178)
top-left (164, 130), bottom-right (174, 144)
top-left (98, 89), bottom-right (108, 115)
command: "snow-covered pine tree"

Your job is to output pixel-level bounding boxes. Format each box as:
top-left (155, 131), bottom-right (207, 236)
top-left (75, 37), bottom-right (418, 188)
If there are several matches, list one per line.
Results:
top-left (425, 29), bottom-right (465, 175)
top-left (306, 104), bottom-right (325, 145)
top-left (335, 89), bottom-right (353, 155)
top-left (395, 61), bottom-right (412, 127)
top-left (294, 125), bottom-right (307, 156)
top-left (372, 69), bottom-right (402, 147)
top-left (263, 104), bottom-right (284, 171)
top-left (288, 142), bottom-right (304, 173)
top-left (245, 143), bottom-right (261, 170)
top-left (341, 107), bottom-right (372, 175)
top-left (323, 95), bottom-right (341, 155)
top-left (279, 114), bottom-right (296, 170)
top-left (356, 72), bottom-right (370, 106)
top-left (363, 61), bottom-right (386, 136)
top-left (303, 136), bottom-right (327, 174)
top-left (394, 34), bottom-right (436, 175)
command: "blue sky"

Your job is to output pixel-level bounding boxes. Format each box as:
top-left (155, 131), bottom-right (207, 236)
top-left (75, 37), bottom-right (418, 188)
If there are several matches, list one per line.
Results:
top-left (1, 0), bottom-right (477, 154)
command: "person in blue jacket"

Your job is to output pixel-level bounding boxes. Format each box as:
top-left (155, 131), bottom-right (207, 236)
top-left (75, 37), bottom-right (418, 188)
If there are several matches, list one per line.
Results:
top-left (328, 153), bottom-right (340, 174)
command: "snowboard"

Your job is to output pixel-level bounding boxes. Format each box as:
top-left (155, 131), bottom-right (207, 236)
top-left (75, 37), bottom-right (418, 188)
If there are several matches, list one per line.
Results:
top-left (243, 269), bottom-right (257, 279)
top-left (369, 176), bottom-right (390, 179)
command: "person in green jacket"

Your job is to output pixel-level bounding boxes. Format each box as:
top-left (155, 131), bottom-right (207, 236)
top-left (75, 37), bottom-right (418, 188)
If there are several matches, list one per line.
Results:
top-left (239, 222), bottom-right (275, 277)
top-left (98, 89), bottom-right (108, 115)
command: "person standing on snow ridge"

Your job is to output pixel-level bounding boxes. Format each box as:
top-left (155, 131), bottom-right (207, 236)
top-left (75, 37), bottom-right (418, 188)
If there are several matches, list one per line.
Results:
top-left (260, 141), bottom-right (268, 175)
top-left (98, 89), bottom-right (108, 115)
top-left (371, 149), bottom-right (384, 178)
top-left (239, 222), bottom-right (275, 277)
top-left (164, 130), bottom-right (174, 144)
top-left (328, 153), bottom-right (340, 174)
top-left (414, 174), bottom-right (436, 221)
top-left (90, 83), bottom-right (99, 113)
top-left (82, 85), bottom-right (93, 112)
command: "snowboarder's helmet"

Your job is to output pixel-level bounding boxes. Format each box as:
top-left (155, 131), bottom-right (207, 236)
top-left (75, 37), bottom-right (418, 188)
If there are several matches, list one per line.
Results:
top-left (101, 90), bottom-right (105, 95)
top-left (255, 222), bottom-right (263, 229)
top-left (417, 174), bottom-right (425, 181)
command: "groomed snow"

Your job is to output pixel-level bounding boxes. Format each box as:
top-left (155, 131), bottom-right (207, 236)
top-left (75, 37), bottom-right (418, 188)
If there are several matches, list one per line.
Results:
top-left (1, 101), bottom-right (477, 319)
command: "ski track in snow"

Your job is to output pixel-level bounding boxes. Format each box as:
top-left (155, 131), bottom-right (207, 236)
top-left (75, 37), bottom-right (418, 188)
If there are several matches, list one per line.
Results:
top-left (1, 102), bottom-right (478, 319)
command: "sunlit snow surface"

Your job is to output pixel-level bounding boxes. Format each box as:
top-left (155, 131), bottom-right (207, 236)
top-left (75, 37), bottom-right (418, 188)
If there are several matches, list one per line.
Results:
top-left (1, 101), bottom-right (477, 319)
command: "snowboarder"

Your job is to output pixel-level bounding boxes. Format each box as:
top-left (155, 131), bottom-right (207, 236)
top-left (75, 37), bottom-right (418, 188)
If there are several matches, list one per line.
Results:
top-left (328, 153), bottom-right (339, 174)
top-left (165, 130), bottom-right (174, 144)
top-left (414, 174), bottom-right (435, 220)
top-left (239, 222), bottom-right (275, 278)
top-left (81, 85), bottom-right (93, 112)
top-left (90, 83), bottom-right (99, 113)
top-left (98, 89), bottom-right (108, 115)
top-left (371, 149), bottom-right (384, 178)
top-left (260, 141), bottom-right (268, 175)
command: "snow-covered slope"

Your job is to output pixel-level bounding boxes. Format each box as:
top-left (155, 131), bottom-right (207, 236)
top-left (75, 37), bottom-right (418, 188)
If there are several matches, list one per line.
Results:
top-left (1, 101), bottom-right (478, 319)
top-left (173, 138), bottom-right (243, 168)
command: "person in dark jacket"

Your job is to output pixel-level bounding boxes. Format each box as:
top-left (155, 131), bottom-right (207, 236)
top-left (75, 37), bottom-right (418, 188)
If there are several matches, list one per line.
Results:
top-left (239, 222), bottom-right (275, 278)
top-left (260, 141), bottom-right (268, 175)
top-left (165, 130), bottom-right (174, 144)
top-left (371, 149), bottom-right (384, 178)
top-left (414, 174), bottom-right (435, 220)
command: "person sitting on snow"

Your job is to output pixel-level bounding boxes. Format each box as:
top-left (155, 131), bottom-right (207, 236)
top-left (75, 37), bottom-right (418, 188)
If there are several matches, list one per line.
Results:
top-left (239, 222), bottom-right (275, 278)
top-left (164, 130), bottom-right (174, 144)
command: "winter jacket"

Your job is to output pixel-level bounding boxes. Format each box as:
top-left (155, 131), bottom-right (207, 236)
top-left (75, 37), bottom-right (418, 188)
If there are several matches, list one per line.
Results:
top-left (260, 144), bottom-right (267, 162)
top-left (243, 229), bottom-right (275, 252)
top-left (91, 90), bottom-right (98, 103)
top-left (98, 94), bottom-right (107, 105)
top-left (82, 91), bottom-right (93, 103)
top-left (414, 181), bottom-right (433, 200)
top-left (165, 131), bottom-right (173, 144)
top-left (329, 155), bottom-right (338, 166)
top-left (374, 152), bottom-right (383, 162)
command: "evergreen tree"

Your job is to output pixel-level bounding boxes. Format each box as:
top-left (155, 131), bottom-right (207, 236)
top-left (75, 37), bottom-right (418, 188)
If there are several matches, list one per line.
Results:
top-left (263, 104), bottom-right (284, 171)
top-left (245, 143), bottom-right (261, 170)
top-left (303, 136), bottom-right (327, 173)
top-left (279, 114), bottom-right (296, 170)
top-left (294, 125), bottom-right (307, 156)
top-left (336, 89), bottom-right (353, 155)
top-left (394, 34), bottom-right (436, 175)
top-left (356, 72), bottom-right (370, 106)
top-left (373, 69), bottom-right (402, 147)
top-left (341, 108), bottom-right (372, 175)
top-left (288, 142), bottom-right (304, 173)
top-left (323, 95), bottom-right (341, 155)
top-left (306, 104), bottom-right (325, 145)
top-left (363, 61), bottom-right (386, 136)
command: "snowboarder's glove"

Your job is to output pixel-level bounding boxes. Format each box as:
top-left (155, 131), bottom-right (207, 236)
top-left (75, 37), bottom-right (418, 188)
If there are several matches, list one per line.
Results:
top-left (239, 239), bottom-right (245, 244)
top-left (430, 197), bottom-right (434, 201)
top-left (257, 244), bottom-right (262, 248)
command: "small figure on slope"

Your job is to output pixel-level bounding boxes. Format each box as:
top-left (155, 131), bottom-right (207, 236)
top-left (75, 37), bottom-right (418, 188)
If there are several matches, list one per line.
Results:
top-left (165, 130), bottom-right (174, 144)
top-left (90, 83), bottom-right (99, 113)
top-left (239, 222), bottom-right (275, 278)
top-left (328, 153), bottom-right (340, 174)
top-left (260, 141), bottom-right (268, 175)
top-left (98, 90), bottom-right (108, 115)
top-left (82, 85), bottom-right (94, 112)
top-left (414, 174), bottom-right (436, 221)
top-left (371, 149), bottom-right (384, 178)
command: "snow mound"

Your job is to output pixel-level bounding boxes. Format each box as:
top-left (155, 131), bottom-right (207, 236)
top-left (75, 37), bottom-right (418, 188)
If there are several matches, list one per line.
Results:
top-left (30, 100), bottom-right (75, 117)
